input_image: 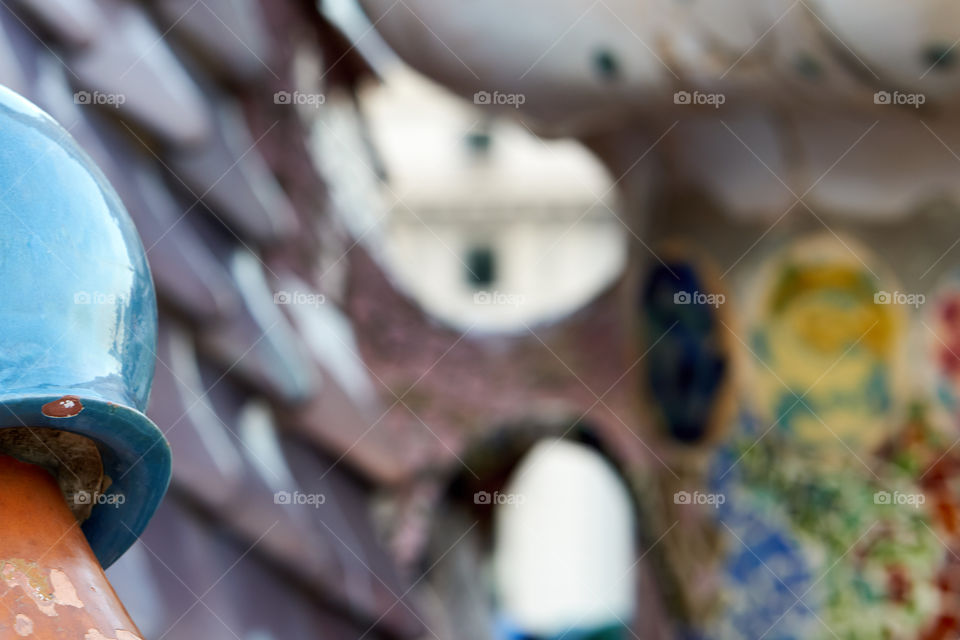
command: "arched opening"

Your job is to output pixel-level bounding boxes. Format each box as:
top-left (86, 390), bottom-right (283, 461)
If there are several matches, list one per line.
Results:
top-left (418, 424), bottom-right (641, 640)
top-left (492, 438), bottom-right (637, 640)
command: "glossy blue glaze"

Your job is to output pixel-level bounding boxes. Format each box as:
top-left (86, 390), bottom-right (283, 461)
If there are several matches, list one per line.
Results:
top-left (0, 85), bottom-right (170, 567)
top-left (640, 261), bottom-right (727, 444)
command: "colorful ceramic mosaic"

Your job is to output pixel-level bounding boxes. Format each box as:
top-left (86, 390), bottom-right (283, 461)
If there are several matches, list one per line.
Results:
top-left (641, 234), bottom-right (960, 639)
top-left (712, 427), bottom-right (944, 640)
top-left (926, 272), bottom-right (960, 428)
top-left (710, 478), bottom-right (820, 640)
top-left (745, 234), bottom-right (906, 457)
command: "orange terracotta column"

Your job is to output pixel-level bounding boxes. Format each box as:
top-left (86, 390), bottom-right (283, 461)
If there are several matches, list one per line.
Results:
top-left (0, 455), bottom-right (142, 640)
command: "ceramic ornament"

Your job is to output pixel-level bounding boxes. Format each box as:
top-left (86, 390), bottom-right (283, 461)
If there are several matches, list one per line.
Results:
top-left (638, 247), bottom-right (735, 447)
top-left (708, 424), bottom-right (943, 639)
top-left (742, 233), bottom-right (907, 459)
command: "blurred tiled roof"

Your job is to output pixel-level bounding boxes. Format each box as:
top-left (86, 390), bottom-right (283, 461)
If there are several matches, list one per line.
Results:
top-left (0, 0), bottom-right (424, 637)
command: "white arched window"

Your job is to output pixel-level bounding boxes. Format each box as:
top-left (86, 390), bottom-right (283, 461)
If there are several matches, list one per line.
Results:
top-left (492, 438), bottom-right (636, 639)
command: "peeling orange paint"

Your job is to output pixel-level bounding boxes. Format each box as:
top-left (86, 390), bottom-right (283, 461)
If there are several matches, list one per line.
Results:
top-left (1, 559), bottom-right (56, 616)
top-left (50, 569), bottom-right (83, 609)
top-left (0, 562), bottom-right (88, 618)
top-left (0, 456), bottom-right (143, 638)
top-left (13, 613), bottom-right (33, 636)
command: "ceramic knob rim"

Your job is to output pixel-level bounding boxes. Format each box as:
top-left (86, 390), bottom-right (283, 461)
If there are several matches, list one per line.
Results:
top-left (0, 392), bottom-right (171, 567)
